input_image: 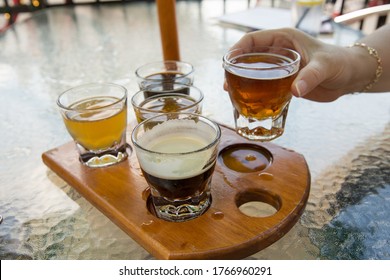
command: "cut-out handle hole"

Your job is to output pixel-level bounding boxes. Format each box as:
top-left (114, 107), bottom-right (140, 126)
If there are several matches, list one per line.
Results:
top-left (218, 144), bottom-right (272, 173)
top-left (236, 189), bottom-right (281, 218)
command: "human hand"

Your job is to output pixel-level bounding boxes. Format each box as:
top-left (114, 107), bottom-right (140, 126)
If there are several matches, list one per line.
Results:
top-left (223, 28), bottom-right (362, 102)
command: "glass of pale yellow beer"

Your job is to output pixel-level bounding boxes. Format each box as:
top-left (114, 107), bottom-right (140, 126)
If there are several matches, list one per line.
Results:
top-left (223, 46), bottom-right (300, 141)
top-left (131, 112), bottom-right (221, 222)
top-left (57, 83), bottom-right (128, 167)
top-left (131, 83), bottom-right (203, 123)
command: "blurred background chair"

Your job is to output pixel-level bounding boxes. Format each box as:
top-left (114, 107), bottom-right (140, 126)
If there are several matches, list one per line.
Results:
top-left (334, 3), bottom-right (390, 34)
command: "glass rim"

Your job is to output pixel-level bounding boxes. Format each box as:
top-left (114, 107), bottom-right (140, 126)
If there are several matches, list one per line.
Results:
top-left (223, 46), bottom-right (301, 71)
top-left (57, 82), bottom-right (128, 112)
top-left (131, 112), bottom-right (221, 156)
top-left (135, 60), bottom-right (195, 80)
top-left (131, 85), bottom-right (204, 112)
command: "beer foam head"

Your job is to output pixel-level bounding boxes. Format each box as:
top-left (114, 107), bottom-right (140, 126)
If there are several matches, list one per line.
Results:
top-left (135, 119), bottom-right (219, 179)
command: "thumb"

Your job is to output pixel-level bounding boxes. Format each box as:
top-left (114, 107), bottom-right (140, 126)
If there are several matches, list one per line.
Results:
top-left (292, 60), bottom-right (326, 98)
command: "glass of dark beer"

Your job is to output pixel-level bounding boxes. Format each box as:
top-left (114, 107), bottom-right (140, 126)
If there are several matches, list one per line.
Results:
top-left (223, 46), bottom-right (300, 141)
top-left (131, 112), bottom-right (221, 222)
top-left (131, 83), bottom-right (204, 123)
top-left (135, 60), bottom-right (194, 91)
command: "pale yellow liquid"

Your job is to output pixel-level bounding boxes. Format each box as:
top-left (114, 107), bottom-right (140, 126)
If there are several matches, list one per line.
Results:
top-left (63, 96), bottom-right (127, 151)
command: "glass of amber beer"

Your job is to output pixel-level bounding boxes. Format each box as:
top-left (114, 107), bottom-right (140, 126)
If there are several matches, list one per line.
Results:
top-left (136, 61), bottom-right (194, 92)
top-left (57, 83), bottom-right (128, 167)
top-left (131, 112), bottom-right (221, 222)
top-left (131, 83), bottom-right (203, 123)
top-left (223, 46), bottom-right (300, 141)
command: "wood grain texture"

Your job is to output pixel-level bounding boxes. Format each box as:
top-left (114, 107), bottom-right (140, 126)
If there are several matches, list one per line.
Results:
top-left (156, 0), bottom-right (180, 61)
top-left (42, 125), bottom-right (310, 259)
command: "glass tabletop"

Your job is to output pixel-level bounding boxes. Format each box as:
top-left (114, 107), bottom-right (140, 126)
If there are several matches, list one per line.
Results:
top-left (1, 1), bottom-right (389, 260)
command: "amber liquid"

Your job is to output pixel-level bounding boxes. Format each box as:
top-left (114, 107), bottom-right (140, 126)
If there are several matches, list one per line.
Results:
top-left (135, 94), bottom-right (200, 123)
top-left (220, 145), bottom-right (270, 173)
top-left (63, 96), bottom-right (127, 151)
top-left (225, 53), bottom-right (297, 120)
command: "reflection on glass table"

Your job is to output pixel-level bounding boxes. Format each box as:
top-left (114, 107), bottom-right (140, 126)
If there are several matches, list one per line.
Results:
top-left (0, 1), bottom-right (389, 260)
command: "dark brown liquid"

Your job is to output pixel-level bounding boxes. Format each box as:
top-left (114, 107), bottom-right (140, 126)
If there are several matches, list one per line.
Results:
top-left (142, 72), bottom-right (191, 97)
top-left (225, 53), bottom-right (297, 119)
top-left (141, 163), bottom-right (216, 200)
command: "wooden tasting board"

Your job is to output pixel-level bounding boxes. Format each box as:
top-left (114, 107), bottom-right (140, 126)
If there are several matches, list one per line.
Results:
top-left (42, 125), bottom-right (310, 260)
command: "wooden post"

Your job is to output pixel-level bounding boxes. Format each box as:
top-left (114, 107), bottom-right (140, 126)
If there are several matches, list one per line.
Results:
top-left (156, 0), bottom-right (180, 61)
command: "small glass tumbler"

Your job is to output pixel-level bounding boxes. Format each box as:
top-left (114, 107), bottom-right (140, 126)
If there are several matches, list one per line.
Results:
top-left (223, 46), bottom-right (300, 141)
top-left (131, 112), bottom-right (221, 222)
top-left (57, 83), bottom-right (128, 167)
top-left (135, 60), bottom-right (194, 91)
top-left (131, 83), bottom-right (203, 123)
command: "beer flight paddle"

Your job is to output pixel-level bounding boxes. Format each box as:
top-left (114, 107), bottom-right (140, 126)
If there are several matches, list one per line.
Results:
top-left (42, 124), bottom-right (310, 259)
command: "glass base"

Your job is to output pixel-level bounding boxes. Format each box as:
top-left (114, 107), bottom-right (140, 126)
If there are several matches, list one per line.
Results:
top-left (234, 104), bottom-right (289, 141)
top-left (78, 143), bottom-right (129, 168)
top-left (152, 192), bottom-right (211, 222)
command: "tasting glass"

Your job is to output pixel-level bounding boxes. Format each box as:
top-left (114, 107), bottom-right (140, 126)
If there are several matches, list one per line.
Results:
top-left (131, 112), bottom-right (221, 222)
top-left (57, 83), bottom-right (128, 167)
top-left (223, 46), bottom-right (300, 141)
top-left (131, 83), bottom-right (203, 123)
top-left (135, 60), bottom-right (194, 90)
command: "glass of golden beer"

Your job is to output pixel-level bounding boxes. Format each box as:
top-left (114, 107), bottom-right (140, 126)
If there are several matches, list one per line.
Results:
top-left (131, 83), bottom-right (203, 123)
top-left (223, 46), bottom-right (300, 141)
top-left (57, 83), bottom-right (128, 167)
top-left (135, 60), bottom-right (194, 92)
top-left (131, 112), bottom-right (221, 222)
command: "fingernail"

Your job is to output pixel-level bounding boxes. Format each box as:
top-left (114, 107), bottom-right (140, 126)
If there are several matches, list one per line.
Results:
top-left (295, 80), bottom-right (307, 97)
